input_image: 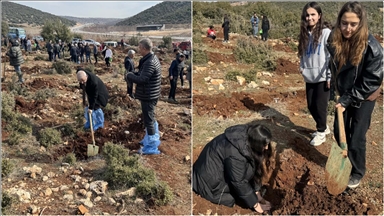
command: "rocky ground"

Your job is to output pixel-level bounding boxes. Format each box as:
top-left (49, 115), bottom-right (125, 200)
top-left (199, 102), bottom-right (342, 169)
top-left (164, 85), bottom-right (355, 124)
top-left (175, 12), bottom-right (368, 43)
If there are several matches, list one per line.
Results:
top-left (192, 27), bottom-right (383, 215)
top-left (1, 41), bottom-right (191, 215)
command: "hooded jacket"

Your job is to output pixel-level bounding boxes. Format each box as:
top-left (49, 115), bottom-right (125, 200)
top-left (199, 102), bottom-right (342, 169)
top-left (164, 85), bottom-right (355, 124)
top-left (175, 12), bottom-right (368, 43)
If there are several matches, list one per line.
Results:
top-left (126, 52), bottom-right (161, 101)
top-left (327, 32), bottom-right (383, 108)
top-left (6, 40), bottom-right (24, 66)
top-left (169, 57), bottom-right (184, 77)
top-left (300, 28), bottom-right (331, 83)
top-left (193, 124), bottom-right (259, 209)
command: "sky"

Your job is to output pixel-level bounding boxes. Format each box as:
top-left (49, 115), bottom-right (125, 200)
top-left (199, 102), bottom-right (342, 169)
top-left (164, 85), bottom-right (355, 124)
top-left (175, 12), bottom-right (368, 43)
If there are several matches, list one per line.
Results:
top-left (13, 1), bottom-right (162, 19)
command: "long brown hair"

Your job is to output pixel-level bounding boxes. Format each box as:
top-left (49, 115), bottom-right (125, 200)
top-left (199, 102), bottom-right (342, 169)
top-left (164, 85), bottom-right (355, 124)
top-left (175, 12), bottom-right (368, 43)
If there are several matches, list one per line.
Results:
top-left (298, 2), bottom-right (325, 57)
top-left (246, 122), bottom-right (273, 186)
top-left (332, 1), bottom-right (368, 68)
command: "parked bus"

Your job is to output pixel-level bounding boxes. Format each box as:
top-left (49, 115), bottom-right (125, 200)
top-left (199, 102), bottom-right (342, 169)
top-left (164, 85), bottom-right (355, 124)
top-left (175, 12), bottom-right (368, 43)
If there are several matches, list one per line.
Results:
top-left (8, 27), bottom-right (26, 40)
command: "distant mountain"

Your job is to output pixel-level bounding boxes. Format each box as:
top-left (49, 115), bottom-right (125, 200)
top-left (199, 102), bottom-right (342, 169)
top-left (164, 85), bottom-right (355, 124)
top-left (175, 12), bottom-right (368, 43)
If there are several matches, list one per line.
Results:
top-left (2, 2), bottom-right (76, 26)
top-left (60, 16), bottom-right (123, 25)
top-left (115, 1), bottom-right (191, 26)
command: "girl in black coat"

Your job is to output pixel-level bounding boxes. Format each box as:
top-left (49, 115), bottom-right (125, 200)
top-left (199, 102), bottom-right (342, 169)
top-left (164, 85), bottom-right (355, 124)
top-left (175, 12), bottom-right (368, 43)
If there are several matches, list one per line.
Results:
top-left (327, 1), bottom-right (383, 189)
top-left (261, 15), bottom-right (270, 41)
top-left (193, 122), bottom-right (273, 213)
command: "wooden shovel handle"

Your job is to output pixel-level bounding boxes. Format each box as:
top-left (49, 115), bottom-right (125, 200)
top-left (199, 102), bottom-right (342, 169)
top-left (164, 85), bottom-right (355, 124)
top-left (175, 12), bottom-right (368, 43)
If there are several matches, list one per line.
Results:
top-left (88, 111), bottom-right (96, 145)
top-left (336, 94), bottom-right (347, 153)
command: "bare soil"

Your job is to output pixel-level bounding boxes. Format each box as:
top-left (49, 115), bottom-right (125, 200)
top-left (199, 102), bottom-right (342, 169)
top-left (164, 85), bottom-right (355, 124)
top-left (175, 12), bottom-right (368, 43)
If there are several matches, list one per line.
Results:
top-left (193, 26), bottom-right (383, 215)
top-left (2, 42), bottom-right (191, 214)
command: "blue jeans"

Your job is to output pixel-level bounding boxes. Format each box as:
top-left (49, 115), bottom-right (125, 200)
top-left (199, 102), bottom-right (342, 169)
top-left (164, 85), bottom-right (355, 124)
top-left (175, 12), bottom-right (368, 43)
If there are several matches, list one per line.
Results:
top-left (253, 26), bottom-right (259, 36)
top-left (86, 54), bottom-right (91, 63)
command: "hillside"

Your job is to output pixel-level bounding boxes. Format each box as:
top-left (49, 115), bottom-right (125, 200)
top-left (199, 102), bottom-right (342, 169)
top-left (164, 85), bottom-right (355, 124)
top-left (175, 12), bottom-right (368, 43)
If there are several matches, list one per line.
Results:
top-left (2, 2), bottom-right (76, 26)
top-left (60, 16), bottom-right (123, 25)
top-left (115, 1), bottom-right (191, 26)
top-left (193, 1), bottom-right (383, 39)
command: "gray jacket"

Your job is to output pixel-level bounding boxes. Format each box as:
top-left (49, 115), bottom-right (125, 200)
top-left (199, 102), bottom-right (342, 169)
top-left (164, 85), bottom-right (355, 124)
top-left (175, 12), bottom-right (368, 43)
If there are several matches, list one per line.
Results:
top-left (300, 28), bottom-right (331, 83)
top-left (7, 45), bottom-right (24, 66)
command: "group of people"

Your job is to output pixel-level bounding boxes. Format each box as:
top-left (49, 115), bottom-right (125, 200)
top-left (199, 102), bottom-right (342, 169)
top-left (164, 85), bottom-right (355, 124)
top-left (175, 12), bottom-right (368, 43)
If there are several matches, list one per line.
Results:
top-left (195, 1), bottom-right (383, 213)
top-left (206, 13), bottom-right (271, 43)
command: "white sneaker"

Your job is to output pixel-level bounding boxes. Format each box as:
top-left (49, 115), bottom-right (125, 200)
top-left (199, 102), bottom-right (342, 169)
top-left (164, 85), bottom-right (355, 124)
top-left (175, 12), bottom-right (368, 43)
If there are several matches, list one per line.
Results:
top-left (311, 125), bottom-right (330, 138)
top-left (310, 132), bottom-right (326, 146)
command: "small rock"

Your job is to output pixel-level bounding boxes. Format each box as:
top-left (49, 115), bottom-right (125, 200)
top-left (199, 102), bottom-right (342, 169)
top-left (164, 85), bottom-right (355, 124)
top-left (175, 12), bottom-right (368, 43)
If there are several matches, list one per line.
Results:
top-left (80, 199), bottom-right (93, 208)
top-left (372, 141), bottom-right (377, 146)
top-left (73, 170), bottom-right (82, 175)
top-left (47, 172), bottom-right (55, 178)
top-left (211, 79), bottom-right (224, 85)
top-left (63, 194), bottom-right (73, 201)
top-left (61, 163), bottom-right (70, 167)
top-left (134, 198), bottom-right (144, 204)
top-left (115, 187), bottom-right (136, 198)
top-left (124, 131), bottom-right (130, 135)
top-left (89, 180), bottom-right (108, 195)
top-left (40, 146), bottom-right (46, 152)
top-left (84, 183), bottom-right (90, 190)
top-left (204, 76), bottom-right (212, 82)
top-left (247, 81), bottom-right (258, 88)
top-left (29, 205), bottom-right (39, 214)
top-left (293, 113), bottom-right (299, 116)
top-left (362, 203), bottom-right (368, 207)
top-left (307, 181), bottom-right (315, 186)
top-left (60, 185), bottom-right (69, 191)
top-left (45, 188), bottom-right (52, 196)
top-left (31, 173), bottom-right (37, 179)
top-left (219, 84), bottom-right (225, 90)
top-left (236, 76), bottom-right (246, 85)
top-left (42, 176), bottom-right (49, 181)
top-left (94, 196), bottom-right (102, 202)
top-left (51, 187), bottom-right (60, 192)
top-left (79, 167), bottom-right (84, 172)
top-left (261, 80), bottom-right (270, 85)
top-left (109, 198), bottom-right (116, 205)
top-left (86, 191), bottom-right (92, 199)
top-left (79, 189), bottom-right (87, 196)
top-left (262, 71), bottom-right (273, 77)
top-left (78, 205), bottom-right (89, 214)
top-left (71, 175), bottom-right (82, 182)
top-left (206, 209), bottom-right (212, 215)
top-left (184, 155), bottom-right (190, 162)
top-left (208, 87), bottom-right (214, 91)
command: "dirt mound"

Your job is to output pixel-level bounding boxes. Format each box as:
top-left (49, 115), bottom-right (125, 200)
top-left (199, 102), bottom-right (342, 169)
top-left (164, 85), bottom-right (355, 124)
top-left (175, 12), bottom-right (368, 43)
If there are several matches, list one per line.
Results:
top-left (28, 77), bottom-right (66, 90)
top-left (206, 51), bottom-right (236, 64)
top-left (275, 58), bottom-right (299, 75)
top-left (15, 96), bottom-right (45, 113)
top-left (273, 43), bottom-right (293, 52)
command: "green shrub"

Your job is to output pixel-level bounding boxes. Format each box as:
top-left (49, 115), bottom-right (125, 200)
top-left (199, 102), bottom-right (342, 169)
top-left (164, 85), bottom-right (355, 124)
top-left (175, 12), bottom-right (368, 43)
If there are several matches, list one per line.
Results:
top-left (59, 123), bottom-right (76, 138)
top-left (136, 180), bottom-right (174, 206)
top-left (242, 69), bottom-right (257, 83)
top-left (70, 104), bottom-right (85, 127)
top-left (129, 36), bottom-right (139, 46)
top-left (193, 48), bottom-right (208, 65)
top-left (225, 70), bottom-right (241, 81)
top-left (52, 60), bottom-right (72, 74)
top-left (1, 158), bottom-right (14, 177)
top-left (42, 68), bottom-right (57, 74)
top-left (162, 36), bottom-right (173, 49)
top-left (62, 153), bottom-right (76, 165)
top-left (8, 115), bottom-right (33, 134)
top-left (38, 128), bottom-right (62, 148)
top-left (84, 64), bottom-right (95, 74)
top-left (102, 142), bottom-right (173, 205)
top-left (1, 92), bottom-right (16, 122)
top-left (287, 41), bottom-right (298, 53)
top-left (234, 38), bottom-right (276, 71)
top-left (34, 88), bottom-right (57, 101)
top-left (7, 76), bottom-right (29, 96)
top-left (1, 192), bottom-right (17, 214)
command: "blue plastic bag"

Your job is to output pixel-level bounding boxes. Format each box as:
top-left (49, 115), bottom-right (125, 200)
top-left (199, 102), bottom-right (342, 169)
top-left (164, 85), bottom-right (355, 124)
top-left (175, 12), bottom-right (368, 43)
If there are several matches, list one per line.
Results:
top-left (84, 107), bottom-right (105, 131)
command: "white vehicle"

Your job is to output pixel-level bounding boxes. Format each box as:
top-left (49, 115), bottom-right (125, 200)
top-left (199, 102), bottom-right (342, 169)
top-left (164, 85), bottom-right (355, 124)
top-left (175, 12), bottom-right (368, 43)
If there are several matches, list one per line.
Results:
top-left (103, 41), bottom-right (118, 48)
top-left (83, 39), bottom-right (101, 46)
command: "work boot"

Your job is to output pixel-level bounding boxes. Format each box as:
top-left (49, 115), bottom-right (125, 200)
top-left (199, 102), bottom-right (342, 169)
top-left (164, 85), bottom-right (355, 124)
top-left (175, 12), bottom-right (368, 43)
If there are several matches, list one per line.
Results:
top-left (139, 134), bottom-right (160, 155)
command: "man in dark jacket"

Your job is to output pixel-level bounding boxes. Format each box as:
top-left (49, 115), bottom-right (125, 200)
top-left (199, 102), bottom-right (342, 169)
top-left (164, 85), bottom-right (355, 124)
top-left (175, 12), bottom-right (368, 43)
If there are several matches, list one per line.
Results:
top-left (85, 43), bottom-right (91, 63)
top-left (46, 40), bottom-right (53, 62)
top-left (168, 53), bottom-right (185, 103)
top-left (76, 68), bottom-right (109, 116)
top-left (93, 44), bottom-right (98, 64)
top-left (126, 38), bottom-right (161, 155)
top-left (6, 38), bottom-right (25, 83)
top-left (193, 122), bottom-right (272, 213)
top-left (124, 49), bottom-right (136, 99)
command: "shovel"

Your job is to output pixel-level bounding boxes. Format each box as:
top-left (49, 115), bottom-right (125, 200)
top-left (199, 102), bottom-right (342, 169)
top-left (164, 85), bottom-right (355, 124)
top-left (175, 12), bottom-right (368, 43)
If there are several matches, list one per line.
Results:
top-left (325, 103), bottom-right (352, 195)
top-left (87, 111), bottom-right (99, 157)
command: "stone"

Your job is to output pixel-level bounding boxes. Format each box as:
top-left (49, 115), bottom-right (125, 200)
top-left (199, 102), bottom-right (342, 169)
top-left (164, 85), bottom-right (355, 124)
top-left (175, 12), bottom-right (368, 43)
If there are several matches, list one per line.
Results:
top-left (248, 81), bottom-right (259, 88)
top-left (115, 187), bottom-right (136, 198)
top-left (60, 185), bottom-right (69, 191)
top-left (134, 198), bottom-right (144, 204)
top-left (47, 172), bottom-right (55, 178)
top-left (51, 187), bottom-right (60, 192)
top-left (45, 188), bottom-right (52, 196)
top-left (94, 196), bottom-right (102, 202)
top-left (79, 189), bottom-right (87, 196)
top-left (84, 183), bottom-right (90, 190)
top-left (208, 87), bottom-right (214, 91)
top-left (109, 198), bottom-right (116, 205)
top-left (70, 175), bottom-right (82, 182)
top-left (42, 176), bottom-right (49, 181)
top-left (29, 205), bottom-right (39, 214)
top-left (63, 194), bottom-right (73, 201)
top-left (31, 173), bottom-right (37, 179)
top-left (184, 155), bottom-right (191, 162)
top-left (262, 71), bottom-right (273, 77)
top-left (86, 191), bottom-right (92, 199)
top-left (210, 79), bottom-right (224, 85)
top-left (236, 76), bottom-right (246, 85)
top-left (7, 188), bottom-right (31, 203)
top-left (261, 80), bottom-right (270, 85)
top-left (78, 205), bottom-right (89, 214)
top-left (219, 84), bottom-right (225, 90)
top-left (204, 76), bottom-right (211, 82)
top-left (89, 180), bottom-right (108, 195)
top-left (80, 199), bottom-right (93, 208)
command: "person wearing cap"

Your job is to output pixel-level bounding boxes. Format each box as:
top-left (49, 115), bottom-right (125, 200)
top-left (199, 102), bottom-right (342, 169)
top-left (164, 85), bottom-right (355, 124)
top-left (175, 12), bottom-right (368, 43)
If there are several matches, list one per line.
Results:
top-left (124, 49), bottom-right (136, 99)
top-left (76, 68), bottom-right (109, 130)
top-left (168, 53), bottom-right (186, 103)
top-left (6, 38), bottom-right (25, 83)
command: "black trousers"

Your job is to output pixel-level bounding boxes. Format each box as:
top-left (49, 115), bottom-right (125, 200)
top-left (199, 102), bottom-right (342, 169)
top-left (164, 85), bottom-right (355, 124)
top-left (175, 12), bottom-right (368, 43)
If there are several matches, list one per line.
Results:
top-left (105, 57), bottom-right (110, 67)
top-left (94, 54), bottom-right (98, 63)
top-left (169, 78), bottom-right (178, 99)
top-left (334, 100), bottom-right (376, 180)
top-left (262, 30), bottom-right (269, 41)
top-left (306, 81), bottom-right (330, 132)
top-left (140, 99), bottom-right (158, 135)
top-left (127, 80), bottom-right (133, 95)
top-left (224, 28), bottom-right (229, 41)
top-left (180, 72), bottom-right (184, 86)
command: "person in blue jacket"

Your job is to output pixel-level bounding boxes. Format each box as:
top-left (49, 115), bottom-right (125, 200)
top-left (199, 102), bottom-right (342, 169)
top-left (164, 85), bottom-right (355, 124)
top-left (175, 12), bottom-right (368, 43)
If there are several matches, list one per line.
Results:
top-left (250, 13), bottom-right (259, 38)
top-left (168, 53), bottom-right (186, 104)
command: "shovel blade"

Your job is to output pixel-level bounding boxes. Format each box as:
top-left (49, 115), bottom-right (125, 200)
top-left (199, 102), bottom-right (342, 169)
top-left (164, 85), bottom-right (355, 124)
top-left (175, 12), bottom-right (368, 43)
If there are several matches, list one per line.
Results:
top-left (325, 142), bottom-right (352, 195)
top-left (87, 144), bottom-right (99, 157)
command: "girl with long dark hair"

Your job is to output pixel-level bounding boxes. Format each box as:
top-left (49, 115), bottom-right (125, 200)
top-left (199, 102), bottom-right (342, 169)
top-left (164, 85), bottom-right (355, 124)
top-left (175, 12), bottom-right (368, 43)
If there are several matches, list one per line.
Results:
top-left (327, 1), bottom-right (383, 189)
top-left (193, 121), bottom-right (273, 213)
top-left (298, 2), bottom-right (331, 146)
